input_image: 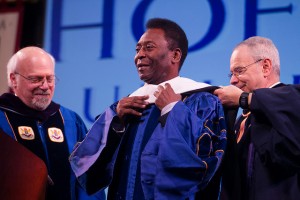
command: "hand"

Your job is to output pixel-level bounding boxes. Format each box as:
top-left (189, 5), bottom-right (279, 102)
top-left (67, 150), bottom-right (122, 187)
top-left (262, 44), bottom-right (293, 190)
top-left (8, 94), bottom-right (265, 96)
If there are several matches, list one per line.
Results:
top-left (213, 85), bottom-right (243, 107)
top-left (116, 95), bottom-right (149, 124)
top-left (154, 83), bottom-right (182, 110)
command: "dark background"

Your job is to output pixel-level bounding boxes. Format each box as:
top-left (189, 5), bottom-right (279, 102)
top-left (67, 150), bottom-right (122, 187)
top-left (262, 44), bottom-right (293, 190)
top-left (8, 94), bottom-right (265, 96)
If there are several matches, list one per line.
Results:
top-left (0, 0), bottom-right (46, 49)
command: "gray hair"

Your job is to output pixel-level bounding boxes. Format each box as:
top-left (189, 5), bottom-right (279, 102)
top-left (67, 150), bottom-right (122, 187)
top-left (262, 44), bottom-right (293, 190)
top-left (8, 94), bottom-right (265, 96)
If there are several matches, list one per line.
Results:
top-left (7, 53), bottom-right (19, 87)
top-left (235, 36), bottom-right (280, 76)
top-left (6, 47), bottom-right (55, 87)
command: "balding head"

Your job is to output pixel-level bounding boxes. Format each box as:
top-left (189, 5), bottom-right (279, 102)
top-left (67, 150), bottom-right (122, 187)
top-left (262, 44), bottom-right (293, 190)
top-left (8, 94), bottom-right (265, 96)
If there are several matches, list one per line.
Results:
top-left (7, 46), bottom-right (55, 87)
top-left (7, 46), bottom-right (56, 110)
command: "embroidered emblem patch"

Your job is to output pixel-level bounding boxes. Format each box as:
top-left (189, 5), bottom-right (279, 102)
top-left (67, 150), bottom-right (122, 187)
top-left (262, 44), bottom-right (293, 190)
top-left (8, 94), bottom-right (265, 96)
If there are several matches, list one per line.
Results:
top-left (48, 128), bottom-right (64, 142)
top-left (18, 126), bottom-right (35, 140)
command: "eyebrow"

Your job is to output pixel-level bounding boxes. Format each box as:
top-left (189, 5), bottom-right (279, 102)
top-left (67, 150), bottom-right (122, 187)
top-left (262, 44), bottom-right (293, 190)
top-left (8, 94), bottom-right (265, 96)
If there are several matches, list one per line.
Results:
top-left (137, 40), bottom-right (155, 45)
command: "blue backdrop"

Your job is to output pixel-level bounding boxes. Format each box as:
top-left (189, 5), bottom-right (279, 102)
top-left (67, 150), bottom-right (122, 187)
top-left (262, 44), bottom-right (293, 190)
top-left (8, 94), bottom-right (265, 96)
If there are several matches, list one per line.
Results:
top-left (44, 0), bottom-right (300, 128)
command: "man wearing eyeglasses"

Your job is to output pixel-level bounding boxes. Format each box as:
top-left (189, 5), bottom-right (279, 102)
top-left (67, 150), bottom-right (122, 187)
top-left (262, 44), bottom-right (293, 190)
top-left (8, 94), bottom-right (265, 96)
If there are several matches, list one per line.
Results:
top-left (70, 18), bottom-right (227, 200)
top-left (214, 36), bottom-right (300, 200)
top-left (0, 46), bottom-right (105, 200)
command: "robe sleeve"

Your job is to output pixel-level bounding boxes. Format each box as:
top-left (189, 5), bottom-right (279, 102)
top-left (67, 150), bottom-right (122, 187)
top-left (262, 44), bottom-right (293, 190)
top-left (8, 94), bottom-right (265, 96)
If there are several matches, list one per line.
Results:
top-left (69, 105), bottom-right (123, 194)
top-left (141, 92), bottom-right (227, 199)
top-left (250, 84), bottom-right (300, 172)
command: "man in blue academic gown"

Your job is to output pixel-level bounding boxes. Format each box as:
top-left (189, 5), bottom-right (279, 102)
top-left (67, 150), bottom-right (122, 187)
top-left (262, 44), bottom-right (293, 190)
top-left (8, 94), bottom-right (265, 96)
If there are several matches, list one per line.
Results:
top-left (0, 46), bottom-right (105, 200)
top-left (70, 18), bottom-right (227, 200)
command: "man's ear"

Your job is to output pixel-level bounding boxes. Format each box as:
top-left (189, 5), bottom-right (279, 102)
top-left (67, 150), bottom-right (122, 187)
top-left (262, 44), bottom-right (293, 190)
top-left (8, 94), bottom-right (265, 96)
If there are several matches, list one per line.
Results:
top-left (262, 58), bottom-right (272, 77)
top-left (10, 73), bottom-right (17, 87)
top-left (172, 48), bottom-right (182, 63)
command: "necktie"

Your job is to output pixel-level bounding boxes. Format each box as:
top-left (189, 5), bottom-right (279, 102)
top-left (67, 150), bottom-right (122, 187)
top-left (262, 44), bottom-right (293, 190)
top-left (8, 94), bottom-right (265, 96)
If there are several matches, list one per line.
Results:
top-left (237, 110), bottom-right (251, 143)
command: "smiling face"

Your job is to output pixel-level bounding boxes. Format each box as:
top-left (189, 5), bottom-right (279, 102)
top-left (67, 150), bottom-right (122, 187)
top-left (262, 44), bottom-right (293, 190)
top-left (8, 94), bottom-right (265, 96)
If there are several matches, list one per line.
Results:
top-left (10, 47), bottom-right (56, 111)
top-left (134, 28), bottom-right (179, 85)
top-left (229, 45), bottom-right (267, 92)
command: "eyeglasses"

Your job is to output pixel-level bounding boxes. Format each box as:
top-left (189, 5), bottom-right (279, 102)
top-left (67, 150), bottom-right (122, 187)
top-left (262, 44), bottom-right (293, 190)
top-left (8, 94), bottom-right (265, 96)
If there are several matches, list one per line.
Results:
top-left (228, 59), bottom-right (263, 78)
top-left (15, 72), bottom-right (58, 86)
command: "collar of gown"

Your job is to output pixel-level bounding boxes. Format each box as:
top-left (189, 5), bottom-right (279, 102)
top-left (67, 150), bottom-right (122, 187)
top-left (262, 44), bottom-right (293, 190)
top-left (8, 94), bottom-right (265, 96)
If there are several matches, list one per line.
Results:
top-left (129, 76), bottom-right (211, 103)
top-left (0, 93), bottom-right (60, 122)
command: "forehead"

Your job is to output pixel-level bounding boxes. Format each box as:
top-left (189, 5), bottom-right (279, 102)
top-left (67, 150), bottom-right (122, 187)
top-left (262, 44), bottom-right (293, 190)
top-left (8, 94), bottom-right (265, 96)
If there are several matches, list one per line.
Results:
top-left (137, 28), bottom-right (167, 45)
top-left (18, 53), bottom-right (54, 74)
top-left (230, 46), bottom-right (253, 68)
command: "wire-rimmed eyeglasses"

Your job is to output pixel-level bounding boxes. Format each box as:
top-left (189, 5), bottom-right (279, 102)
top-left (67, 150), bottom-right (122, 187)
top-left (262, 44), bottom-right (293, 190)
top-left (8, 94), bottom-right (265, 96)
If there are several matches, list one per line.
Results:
top-left (228, 59), bottom-right (263, 78)
top-left (14, 72), bottom-right (58, 86)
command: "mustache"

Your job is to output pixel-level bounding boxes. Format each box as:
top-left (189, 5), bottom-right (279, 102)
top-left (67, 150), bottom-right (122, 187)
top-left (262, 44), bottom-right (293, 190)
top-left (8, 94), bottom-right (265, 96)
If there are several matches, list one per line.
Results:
top-left (33, 89), bottom-right (50, 95)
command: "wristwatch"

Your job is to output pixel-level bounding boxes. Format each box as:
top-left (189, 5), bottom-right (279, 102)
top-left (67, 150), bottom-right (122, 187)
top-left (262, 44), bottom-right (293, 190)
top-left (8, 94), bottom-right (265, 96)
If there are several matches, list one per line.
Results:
top-left (239, 92), bottom-right (249, 109)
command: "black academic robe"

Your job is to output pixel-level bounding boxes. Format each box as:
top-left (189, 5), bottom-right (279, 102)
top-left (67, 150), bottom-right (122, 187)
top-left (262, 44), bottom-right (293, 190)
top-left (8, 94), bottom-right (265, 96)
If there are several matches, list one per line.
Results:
top-left (221, 84), bottom-right (300, 200)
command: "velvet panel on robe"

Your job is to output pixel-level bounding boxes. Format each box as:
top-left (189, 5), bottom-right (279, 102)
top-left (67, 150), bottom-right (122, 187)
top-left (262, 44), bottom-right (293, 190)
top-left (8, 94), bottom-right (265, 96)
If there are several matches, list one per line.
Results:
top-left (0, 93), bottom-right (105, 200)
top-left (70, 91), bottom-right (227, 199)
top-left (141, 92), bottom-right (227, 199)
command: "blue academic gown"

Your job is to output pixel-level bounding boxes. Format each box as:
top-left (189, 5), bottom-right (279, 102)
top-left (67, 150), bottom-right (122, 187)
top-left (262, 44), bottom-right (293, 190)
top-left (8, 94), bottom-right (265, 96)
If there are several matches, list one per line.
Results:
top-left (70, 89), bottom-right (227, 199)
top-left (0, 93), bottom-right (105, 200)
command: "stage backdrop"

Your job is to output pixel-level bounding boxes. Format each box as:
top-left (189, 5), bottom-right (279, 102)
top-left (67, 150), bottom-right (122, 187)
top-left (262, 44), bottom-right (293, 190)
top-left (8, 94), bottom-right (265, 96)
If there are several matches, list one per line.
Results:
top-left (44, 0), bottom-right (300, 128)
